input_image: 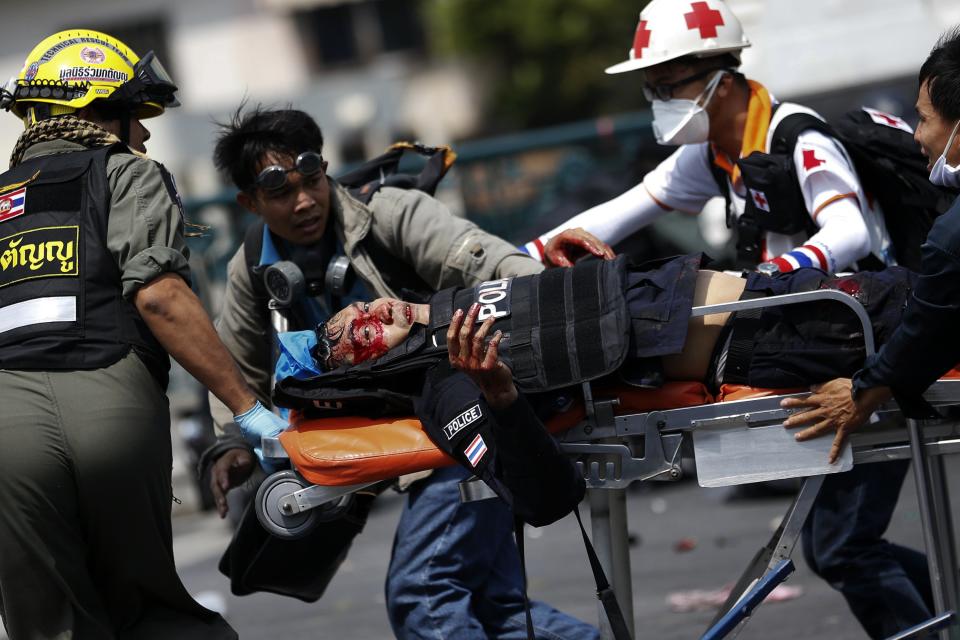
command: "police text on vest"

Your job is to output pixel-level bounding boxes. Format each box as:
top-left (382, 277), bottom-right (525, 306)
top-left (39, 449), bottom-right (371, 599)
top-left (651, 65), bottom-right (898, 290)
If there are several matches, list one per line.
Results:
top-left (444, 404), bottom-right (484, 440)
top-left (476, 278), bottom-right (511, 321)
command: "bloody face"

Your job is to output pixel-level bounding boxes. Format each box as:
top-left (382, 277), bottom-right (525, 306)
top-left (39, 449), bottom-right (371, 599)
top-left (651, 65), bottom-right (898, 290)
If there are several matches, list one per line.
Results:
top-left (320, 298), bottom-right (428, 368)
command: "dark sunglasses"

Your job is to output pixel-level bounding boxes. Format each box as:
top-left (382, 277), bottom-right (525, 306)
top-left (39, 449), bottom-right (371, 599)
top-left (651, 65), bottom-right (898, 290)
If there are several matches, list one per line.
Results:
top-left (254, 151), bottom-right (325, 191)
top-left (643, 67), bottom-right (728, 102)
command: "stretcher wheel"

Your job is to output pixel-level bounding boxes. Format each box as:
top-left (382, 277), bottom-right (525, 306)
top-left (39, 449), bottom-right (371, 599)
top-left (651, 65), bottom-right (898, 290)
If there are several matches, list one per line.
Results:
top-left (255, 470), bottom-right (356, 539)
top-left (311, 492), bottom-right (354, 523)
top-left (255, 470), bottom-right (319, 540)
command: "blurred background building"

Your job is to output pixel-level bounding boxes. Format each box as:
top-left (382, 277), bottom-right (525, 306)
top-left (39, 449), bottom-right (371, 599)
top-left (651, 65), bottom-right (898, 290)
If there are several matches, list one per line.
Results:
top-left (0, 0), bottom-right (955, 510)
top-left (0, 0), bottom-right (955, 204)
top-left (0, 0), bottom-right (955, 245)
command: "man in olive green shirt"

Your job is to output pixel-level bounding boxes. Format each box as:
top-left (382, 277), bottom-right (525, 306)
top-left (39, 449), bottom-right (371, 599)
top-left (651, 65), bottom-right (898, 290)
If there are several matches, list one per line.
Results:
top-left (0, 30), bottom-right (286, 640)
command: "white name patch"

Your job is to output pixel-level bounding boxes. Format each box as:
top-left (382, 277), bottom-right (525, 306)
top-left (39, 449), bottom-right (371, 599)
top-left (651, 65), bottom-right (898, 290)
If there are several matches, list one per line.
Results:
top-left (443, 403), bottom-right (483, 440)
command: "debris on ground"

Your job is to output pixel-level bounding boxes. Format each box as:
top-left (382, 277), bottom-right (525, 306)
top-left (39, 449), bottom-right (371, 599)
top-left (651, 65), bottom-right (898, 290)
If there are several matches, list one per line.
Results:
top-left (667, 583), bottom-right (804, 613)
top-left (673, 537), bottom-right (697, 553)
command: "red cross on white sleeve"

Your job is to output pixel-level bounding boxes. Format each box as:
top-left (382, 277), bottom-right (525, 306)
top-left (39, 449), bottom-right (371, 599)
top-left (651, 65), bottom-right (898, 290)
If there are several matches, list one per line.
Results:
top-left (802, 148), bottom-right (825, 171)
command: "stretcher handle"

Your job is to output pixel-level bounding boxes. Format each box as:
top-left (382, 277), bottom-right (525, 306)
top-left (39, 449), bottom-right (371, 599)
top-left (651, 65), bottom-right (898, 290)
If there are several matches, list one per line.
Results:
top-left (690, 289), bottom-right (875, 356)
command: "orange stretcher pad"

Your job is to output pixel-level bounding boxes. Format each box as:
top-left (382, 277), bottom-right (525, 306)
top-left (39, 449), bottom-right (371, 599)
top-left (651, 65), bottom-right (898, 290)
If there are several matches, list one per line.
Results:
top-left (282, 381), bottom-right (711, 487)
top-left (280, 373), bottom-right (960, 487)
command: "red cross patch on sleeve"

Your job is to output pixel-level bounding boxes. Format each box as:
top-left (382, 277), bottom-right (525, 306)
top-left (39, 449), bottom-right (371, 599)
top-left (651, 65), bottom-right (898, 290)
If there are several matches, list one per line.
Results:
top-left (802, 148), bottom-right (826, 171)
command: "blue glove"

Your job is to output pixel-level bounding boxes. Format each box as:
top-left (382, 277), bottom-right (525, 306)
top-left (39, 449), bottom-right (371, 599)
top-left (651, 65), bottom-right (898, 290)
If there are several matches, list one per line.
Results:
top-left (234, 401), bottom-right (289, 463)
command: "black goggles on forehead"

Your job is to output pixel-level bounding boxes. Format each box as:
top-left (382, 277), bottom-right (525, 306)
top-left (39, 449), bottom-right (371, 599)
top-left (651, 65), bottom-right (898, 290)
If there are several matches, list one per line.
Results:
top-left (254, 151), bottom-right (325, 191)
top-left (108, 50), bottom-right (180, 108)
top-left (642, 67), bottom-right (728, 102)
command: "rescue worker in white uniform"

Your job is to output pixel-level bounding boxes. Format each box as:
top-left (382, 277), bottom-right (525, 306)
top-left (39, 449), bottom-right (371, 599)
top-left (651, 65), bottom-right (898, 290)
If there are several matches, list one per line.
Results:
top-left (524, 0), bottom-right (893, 276)
top-left (521, 2), bottom-right (933, 637)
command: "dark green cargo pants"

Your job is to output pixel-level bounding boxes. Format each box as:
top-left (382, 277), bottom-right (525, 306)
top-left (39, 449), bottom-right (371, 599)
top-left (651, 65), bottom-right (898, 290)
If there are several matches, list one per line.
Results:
top-left (0, 353), bottom-right (236, 640)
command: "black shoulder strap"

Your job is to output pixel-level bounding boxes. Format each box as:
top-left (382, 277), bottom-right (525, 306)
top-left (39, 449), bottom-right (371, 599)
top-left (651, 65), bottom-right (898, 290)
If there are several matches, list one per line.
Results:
top-left (572, 508), bottom-right (634, 640)
top-left (243, 220), bottom-right (269, 303)
top-left (243, 219), bottom-right (264, 270)
top-left (156, 162), bottom-right (185, 222)
top-left (706, 146), bottom-right (734, 229)
top-left (514, 517), bottom-right (537, 640)
top-left (95, 141), bottom-right (126, 161)
top-left (513, 509), bottom-right (632, 640)
top-left (769, 111), bottom-right (835, 157)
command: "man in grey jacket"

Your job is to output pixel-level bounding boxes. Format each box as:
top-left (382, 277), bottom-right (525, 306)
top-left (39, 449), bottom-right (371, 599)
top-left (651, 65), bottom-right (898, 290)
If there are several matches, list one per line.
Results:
top-left (205, 106), bottom-right (597, 639)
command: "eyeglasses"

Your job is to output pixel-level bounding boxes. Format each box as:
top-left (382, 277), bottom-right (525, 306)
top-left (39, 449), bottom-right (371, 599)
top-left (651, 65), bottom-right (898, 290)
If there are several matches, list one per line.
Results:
top-left (643, 67), bottom-right (728, 102)
top-left (254, 151), bottom-right (325, 192)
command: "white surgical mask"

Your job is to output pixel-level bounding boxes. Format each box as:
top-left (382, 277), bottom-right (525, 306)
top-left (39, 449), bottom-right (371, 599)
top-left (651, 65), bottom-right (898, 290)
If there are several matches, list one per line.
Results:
top-left (651, 71), bottom-right (724, 146)
top-left (929, 120), bottom-right (960, 187)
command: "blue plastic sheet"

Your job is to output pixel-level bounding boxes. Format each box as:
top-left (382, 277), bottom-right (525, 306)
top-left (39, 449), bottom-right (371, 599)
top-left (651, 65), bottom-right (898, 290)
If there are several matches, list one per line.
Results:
top-left (275, 330), bottom-right (322, 381)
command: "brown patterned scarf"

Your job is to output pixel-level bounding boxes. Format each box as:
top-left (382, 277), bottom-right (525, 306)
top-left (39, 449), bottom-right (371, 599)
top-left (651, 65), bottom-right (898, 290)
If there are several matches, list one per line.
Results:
top-left (9, 115), bottom-right (122, 167)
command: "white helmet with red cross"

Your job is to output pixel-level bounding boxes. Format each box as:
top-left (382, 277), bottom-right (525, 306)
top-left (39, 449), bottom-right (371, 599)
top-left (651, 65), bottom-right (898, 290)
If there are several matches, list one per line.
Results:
top-left (606, 0), bottom-right (751, 75)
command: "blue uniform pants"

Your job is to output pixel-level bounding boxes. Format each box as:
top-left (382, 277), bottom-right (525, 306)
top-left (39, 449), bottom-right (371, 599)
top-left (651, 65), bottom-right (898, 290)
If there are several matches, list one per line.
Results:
top-left (385, 465), bottom-right (599, 640)
top-left (802, 461), bottom-right (934, 639)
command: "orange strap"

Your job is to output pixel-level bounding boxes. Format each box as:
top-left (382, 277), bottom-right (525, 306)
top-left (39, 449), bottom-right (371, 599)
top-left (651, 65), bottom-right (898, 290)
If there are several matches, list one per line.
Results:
top-left (644, 185), bottom-right (674, 212)
top-left (812, 192), bottom-right (858, 221)
top-left (712, 79), bottom-right (773, 186)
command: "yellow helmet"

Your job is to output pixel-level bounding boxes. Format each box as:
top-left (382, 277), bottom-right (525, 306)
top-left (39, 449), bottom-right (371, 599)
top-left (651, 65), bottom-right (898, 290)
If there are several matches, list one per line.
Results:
top-left (0, 29), bottom-right (179, 125)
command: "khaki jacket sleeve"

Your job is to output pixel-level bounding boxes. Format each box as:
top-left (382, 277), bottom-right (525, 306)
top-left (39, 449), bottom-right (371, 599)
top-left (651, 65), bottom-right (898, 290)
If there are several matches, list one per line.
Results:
top-left (367, 187), bottom-right (544, 290)
top-left (105, 154), bottom-right (192, 299)
top-left (208, 248), bottom-right (274, 436)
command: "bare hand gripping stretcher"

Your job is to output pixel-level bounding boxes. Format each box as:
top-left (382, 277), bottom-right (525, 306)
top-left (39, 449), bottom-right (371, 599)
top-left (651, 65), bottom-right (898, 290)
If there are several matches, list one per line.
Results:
top-left (257, 289), bottom-right (960, 640)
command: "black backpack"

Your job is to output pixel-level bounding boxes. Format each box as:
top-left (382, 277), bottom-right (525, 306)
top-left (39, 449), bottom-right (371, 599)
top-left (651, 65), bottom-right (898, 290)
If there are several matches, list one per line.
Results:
top-left (337, 141), bottom-right (456, 204)
top-left (725, 107), bottom-right (958, 270)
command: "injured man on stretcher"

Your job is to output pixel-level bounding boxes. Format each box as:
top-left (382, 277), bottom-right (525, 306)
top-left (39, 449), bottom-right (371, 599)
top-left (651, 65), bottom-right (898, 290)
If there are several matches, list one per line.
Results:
top-left (265, 254), bottom-right (915, 526)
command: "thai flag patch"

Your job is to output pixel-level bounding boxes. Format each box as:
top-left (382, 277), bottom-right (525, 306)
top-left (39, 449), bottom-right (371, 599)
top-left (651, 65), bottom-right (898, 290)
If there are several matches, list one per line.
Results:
top-left (0, 187), bottom-right (27, 223)
top-left (464, 433), bottom-right (488, 467)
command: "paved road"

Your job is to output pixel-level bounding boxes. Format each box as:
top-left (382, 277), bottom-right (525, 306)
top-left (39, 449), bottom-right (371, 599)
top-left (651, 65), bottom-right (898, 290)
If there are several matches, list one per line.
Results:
top-left (171, 464), bottom-right (949, 640)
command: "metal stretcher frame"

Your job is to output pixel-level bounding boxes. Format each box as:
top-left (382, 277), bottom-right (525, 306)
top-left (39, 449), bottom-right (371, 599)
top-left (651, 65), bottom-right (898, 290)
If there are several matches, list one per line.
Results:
top-left (259, 288), bottom-right (960, 640)
top-left (552, 290), bottom-right (960, 640)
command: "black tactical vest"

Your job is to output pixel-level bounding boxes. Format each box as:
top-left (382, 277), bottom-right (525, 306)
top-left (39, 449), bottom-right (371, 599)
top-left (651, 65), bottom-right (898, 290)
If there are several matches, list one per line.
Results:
top-left (0, 144), bottom-right (168, 383)
top-left (708, 103), bottom-right (821, 266)
top-left (274, 256), bottom-right (632, 415)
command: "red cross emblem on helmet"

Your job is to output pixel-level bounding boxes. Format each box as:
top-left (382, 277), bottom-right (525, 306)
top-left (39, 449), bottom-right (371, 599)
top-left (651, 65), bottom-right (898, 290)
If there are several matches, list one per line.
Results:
top-left (606, 0), bottom-right (751, 75)
top-left (684, 2), bottom-right (725, 39)
top-left (632, 20), bottom-right (652, 59)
